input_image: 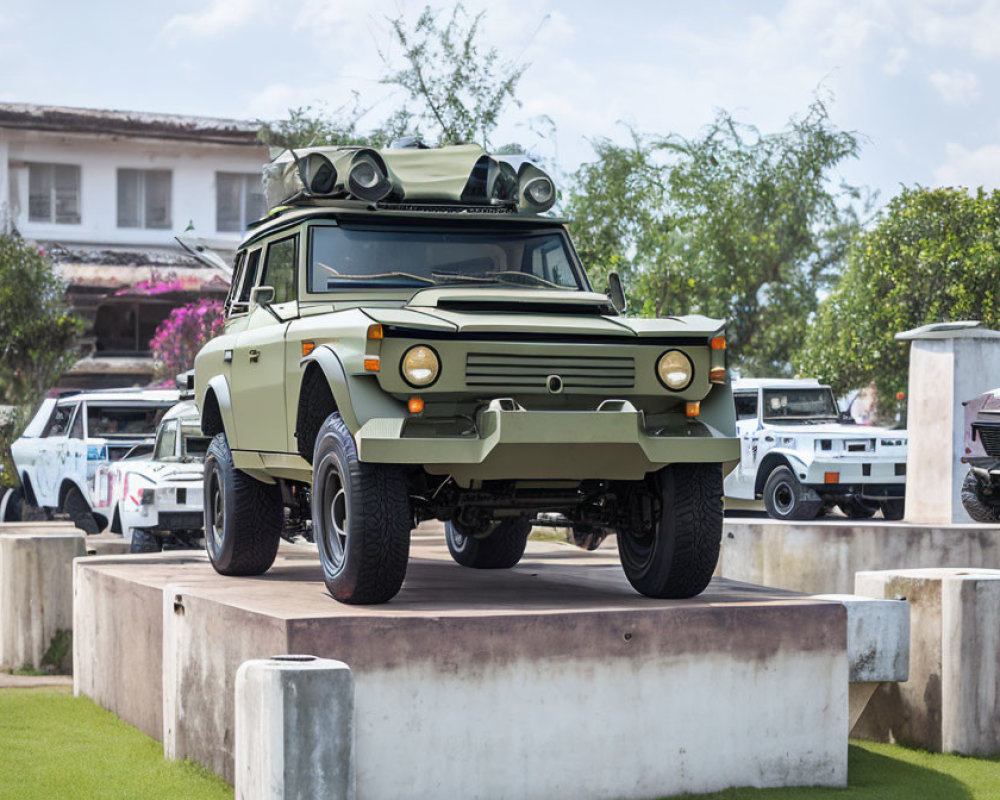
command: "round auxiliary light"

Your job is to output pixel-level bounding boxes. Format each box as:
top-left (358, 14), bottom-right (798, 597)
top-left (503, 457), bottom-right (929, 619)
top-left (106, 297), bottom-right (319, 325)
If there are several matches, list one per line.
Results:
top-left (347, 152), bottom-right (393, 202)
top-left (656, 350), bottom-right (694, 391)
top-left (525, 177), bottom-right (554, 206)
top-left (401, 345), bottom-right (440, 388)
top-left (351, 160), bottom-right (379, 189)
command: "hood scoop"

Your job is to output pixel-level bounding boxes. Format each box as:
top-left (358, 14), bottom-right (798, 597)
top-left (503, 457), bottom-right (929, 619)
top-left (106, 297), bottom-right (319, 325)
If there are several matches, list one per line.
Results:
top-left (407, 288), bottom-right (615, 316)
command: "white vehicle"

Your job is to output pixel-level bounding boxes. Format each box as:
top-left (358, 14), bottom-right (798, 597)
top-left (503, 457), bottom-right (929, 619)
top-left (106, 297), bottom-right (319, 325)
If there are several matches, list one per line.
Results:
top-left (724, 379), bottom-right (908, 520)
top-left (96, 401), bottom-right (208, 552)
top-left (9, 389), bottom-right (179, 533)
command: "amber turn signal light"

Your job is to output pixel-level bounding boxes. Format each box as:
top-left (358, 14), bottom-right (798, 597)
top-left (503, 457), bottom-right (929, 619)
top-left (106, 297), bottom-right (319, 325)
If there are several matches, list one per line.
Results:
top-left (408, 397), bottom-right (424, 414)
top-left (709, 366), bottom-right (726, 384)
top-left (367, 324), bottom-right (383, 340)
top-left (710, 335), bottom-right (726, 350)
top-left (824, 472), bottom-right (839, 484)
top-left (364, 357), bottom-right (380, 372)
top-left (686, 401), bottom-right (700, 417)
top-left (301, 340), bottom-right (315, 356)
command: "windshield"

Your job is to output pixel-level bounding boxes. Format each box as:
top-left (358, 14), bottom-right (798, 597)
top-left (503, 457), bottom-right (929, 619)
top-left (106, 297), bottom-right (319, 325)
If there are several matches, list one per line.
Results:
top-left (762, 389), bottom-right (839, 422)
top-left (308, 225), bottom-right (584, 292)
top-left (87, 404), bottom-right (171, 438)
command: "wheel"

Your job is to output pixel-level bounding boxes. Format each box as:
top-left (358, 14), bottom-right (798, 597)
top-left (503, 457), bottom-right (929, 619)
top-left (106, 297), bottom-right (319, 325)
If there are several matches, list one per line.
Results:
top-left (129, 529), bottom-right (161, 553)
top-left (203, 432), bottom-right (282, 576)
top-left (617, 462), bottom-right (723, 599)
top-left (839, 496), bottom-right (878, 519)
top-left (763, 466), bottom-right (822, 521)
top-left (62, 485), bottom-right (99, 534)
top-left (312, 413), bottom-right (411, 604)
top-left (961, 471), bottom-right (1000, 523)
top-left (446, 518), bottom-right (531, 568)
top-left (1, 487), bottom-right (22, 522)
top-left (879, 498), bottom-right (905, 521)
top-left (568, 524), bottom-right (607, 551)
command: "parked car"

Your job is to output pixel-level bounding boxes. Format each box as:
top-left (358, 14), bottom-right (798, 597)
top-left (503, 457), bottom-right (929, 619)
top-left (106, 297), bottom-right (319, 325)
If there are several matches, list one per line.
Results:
top-left (960, 389), bottom-right (1000, 522)
top-left (9, 389), bottom-right (179, 533)
top-left (195, 142), bottom-right (739, 604)
top-left (724, 378), bottom-right (908, 520)
top-left (95, 401), bottom-right (208, 552)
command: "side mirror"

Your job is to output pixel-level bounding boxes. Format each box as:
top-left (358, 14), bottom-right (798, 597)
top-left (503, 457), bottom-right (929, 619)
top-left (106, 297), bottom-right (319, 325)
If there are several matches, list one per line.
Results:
top-left (607, 271), bottom-right (627, 314)
top-left (250, 285), bottom-right (275, 308)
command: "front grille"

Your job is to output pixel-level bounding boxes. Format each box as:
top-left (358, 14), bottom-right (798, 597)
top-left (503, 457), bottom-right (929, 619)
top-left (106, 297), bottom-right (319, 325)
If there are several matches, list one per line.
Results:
top-left (974, 423), bottom-right (1000, 457)
top-left (465, 352), bottom-right (635, 391)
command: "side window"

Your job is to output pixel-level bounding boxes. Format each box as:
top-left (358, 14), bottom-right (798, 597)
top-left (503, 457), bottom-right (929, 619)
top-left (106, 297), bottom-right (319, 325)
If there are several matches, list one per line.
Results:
top-left (154, 422), bottom-right (178, 460)
top-left (734, 393), bottom-right (759, 421)
top-left (225, 251), bottom-right (247, 316)
top-left (43, 404), bottom-right (75, 437)
top-left (69, 406), bottom-right (85, 439)
top-left (235, 249), bottom-right (262, 310)
top-left (261, 235), bottom-right (298, 304)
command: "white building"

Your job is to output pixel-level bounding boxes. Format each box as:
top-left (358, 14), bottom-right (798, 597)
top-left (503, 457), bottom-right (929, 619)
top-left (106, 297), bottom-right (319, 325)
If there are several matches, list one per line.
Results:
top-left (0, 102), bottom-right (269, 388)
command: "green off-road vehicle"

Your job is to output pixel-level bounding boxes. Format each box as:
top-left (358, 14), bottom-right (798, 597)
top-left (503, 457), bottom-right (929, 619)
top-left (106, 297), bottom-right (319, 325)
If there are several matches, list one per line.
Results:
top-left (194, 142), bottom-right (738, 604)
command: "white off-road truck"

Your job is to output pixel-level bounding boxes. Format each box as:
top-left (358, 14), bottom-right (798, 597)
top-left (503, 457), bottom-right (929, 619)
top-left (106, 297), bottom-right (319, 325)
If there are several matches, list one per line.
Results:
top-left (95, 401), bottom-right (208, 552)
top-left (724, 378), bottom-right (908, 520)
top-left (9, 389), bottom-right (178, 533)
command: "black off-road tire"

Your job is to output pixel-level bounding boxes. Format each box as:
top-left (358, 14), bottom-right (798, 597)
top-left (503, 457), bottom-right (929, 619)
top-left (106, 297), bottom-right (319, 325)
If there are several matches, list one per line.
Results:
top-left (879, 498), bottom-right (905, 521)
top-left (569, 524), bottom-right (608, 551)
top-left (62, 485), bottom-right (99, 535)
top-left (617, 463), bottom-right (723, 599)
top-left (312, 413), bottom-right (411, 604)
top-left (1, 487), bottom-right (22, 522)
top-left (204, 432), bottom-right (283, 576)
top-left (446, 518), bottom-right (532, 568)
top-left (763, 466), bottom-right (822, 521)
top-left (129, 529), bottom-right (162, 554)
top-left (839, 496), bottom-right (879, 519)
top-left (961, 471), bottom-right (1000, 523)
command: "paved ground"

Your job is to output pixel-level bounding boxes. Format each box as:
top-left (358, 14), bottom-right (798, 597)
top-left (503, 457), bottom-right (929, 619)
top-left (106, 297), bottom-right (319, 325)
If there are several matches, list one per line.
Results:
top-left (0, 672), bottom-right (72, 689)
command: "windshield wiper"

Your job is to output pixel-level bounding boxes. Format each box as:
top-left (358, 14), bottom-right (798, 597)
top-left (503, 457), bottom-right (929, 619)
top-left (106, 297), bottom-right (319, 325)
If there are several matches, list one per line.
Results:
top-left (430, 270), bottom-right (570, 289)
top-left (318, 262), bottom-right (437, 285)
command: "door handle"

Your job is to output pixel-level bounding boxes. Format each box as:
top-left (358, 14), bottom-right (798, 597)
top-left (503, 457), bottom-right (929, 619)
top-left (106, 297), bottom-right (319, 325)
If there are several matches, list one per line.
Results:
top-left (248, 349), bottom-right (261, 363)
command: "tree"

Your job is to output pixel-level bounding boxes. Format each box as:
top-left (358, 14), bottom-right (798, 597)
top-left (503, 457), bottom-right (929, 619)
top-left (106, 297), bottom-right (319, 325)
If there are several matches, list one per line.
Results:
top-left (257, 95), bottom-right (410, 150)
top-left (0, 235), bottom-right (82, 406)
top-left (380, 4), bottom-right (527, 147)
top-left (149, 299), bottom-right (225, 382)
top-left (565, 98), bottom-right (864, 376)
top-left (796, 186), bottom-right (1000, 411)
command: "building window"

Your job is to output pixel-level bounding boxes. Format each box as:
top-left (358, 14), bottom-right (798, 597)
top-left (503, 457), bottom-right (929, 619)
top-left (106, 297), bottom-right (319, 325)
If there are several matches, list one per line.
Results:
top-left (117, 169), bottom-right (171, 229)
top-left (28, 163), bottom-right (81, 224)
top-left (216, 173), bottom-right (266, 232)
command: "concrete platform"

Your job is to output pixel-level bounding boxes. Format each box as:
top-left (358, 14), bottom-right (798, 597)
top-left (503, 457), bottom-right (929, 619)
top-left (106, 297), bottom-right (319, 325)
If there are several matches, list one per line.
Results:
top-left (75, 529), bottom-right (854, 799)
top-left (720, 516), bottom-right (1000, 594)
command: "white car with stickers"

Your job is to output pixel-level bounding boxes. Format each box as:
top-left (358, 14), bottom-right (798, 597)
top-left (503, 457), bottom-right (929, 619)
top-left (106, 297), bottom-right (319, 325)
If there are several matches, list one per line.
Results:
top-left (96, 401), bottom-right (208, 552)
top-left (724, 378), bottom-right (908, 520)
top-left (9, 389), bottom-right (179, 533)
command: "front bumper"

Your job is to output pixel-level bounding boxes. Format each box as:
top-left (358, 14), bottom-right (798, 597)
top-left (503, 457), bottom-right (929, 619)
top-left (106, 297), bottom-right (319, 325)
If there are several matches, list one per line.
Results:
top-left (796, 455), bottom-right (906, 496)
top-left (356, 400), bottom-right (738, 481)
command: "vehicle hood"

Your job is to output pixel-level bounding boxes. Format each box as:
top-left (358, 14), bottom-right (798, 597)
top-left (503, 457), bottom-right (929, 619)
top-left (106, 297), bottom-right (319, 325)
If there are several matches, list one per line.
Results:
top-left (362, 288), bottom-right (725, 338)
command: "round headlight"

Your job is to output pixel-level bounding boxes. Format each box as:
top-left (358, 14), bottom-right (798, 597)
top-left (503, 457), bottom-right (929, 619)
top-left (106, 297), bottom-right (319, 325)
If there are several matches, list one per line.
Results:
top-left (657, 350), bottom-right (693, 391)
top-left (525, 177), bottom-right (554, 205)
top-left (401, 345), bottom-right (440, 387)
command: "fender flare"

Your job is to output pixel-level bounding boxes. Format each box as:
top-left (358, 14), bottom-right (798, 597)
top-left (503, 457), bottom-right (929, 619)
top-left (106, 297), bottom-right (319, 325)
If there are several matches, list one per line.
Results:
top-left (754, 451), bottom-right (802, 497)
top-left (299, 347), bottom-right (362, 433)
top-left (201, 374), bottom-right (238, 441)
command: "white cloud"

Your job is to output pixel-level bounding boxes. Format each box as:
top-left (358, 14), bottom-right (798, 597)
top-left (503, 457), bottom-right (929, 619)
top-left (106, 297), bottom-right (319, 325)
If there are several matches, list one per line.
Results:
top-left (160, 0), bottom-right (265, 43)
top-left (883, 46), bottom-right (908, 76)
top-left (910, 0), bottom-right (1000, 60)
top-left (928, 69), bottom-right (980, 105)
top-left (933, 142), bottom-right (1000, 188)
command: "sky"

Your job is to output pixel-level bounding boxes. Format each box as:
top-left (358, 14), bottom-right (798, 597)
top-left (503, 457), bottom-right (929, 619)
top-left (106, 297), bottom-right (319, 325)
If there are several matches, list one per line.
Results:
top-left (2, 0), bottom-right (1000, 207)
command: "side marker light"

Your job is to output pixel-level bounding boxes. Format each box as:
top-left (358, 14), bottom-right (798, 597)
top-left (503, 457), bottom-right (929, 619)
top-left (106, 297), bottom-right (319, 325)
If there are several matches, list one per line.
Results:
top-left (367, 324), bottom-right (383, 340)
top-left (408, 397), bottom-right (424, 414)
top-left (711, 335), bottom-right (726, 350)
top-left (686, 401), bottom-right (700, 418)
top-left (302, 341), bottom-right (315, 356)
top-left (364, 357), bottom-right (380, 372)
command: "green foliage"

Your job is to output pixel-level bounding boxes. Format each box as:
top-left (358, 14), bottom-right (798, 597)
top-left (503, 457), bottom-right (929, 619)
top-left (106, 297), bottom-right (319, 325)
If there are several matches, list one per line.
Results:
top-left (566, 98), bottom-right (864, 376)
top-left (0, 235), bottom-right (82, 406)
top-left (381, 4), bottom-right (526, 147)
top-left (257, 95), bottom-right (410, 150)
top-left (798, 186), bottom-right (1000, 409)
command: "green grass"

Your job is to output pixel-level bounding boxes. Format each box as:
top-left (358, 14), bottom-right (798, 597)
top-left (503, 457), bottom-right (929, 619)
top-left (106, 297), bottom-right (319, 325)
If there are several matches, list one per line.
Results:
top-left (0, 688), bottom-right (231, 800)
top-left (669, 741), bottom-right (1000, 799)
top-left (528, 526), bottom-right (571, 543)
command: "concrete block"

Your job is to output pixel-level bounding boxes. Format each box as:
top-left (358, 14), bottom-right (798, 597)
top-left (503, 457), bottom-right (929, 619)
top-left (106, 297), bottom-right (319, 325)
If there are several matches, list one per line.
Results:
top-left (235, 656), bottom-right (354, 800)
top-left (721, 517), bottom-right (1000, 594)
top-left (897, 324), bottom-right (1000, 524)
top-left (812, 594), bottom-right (909, 683)
top-left (854, 568), bottom-right (1000, 755)
top-left (77, 550), bottom-right (851, 797)
top-left (84, 534), bottom-right (131, 556)
top-left (0, 530), bottom-right (85, 671)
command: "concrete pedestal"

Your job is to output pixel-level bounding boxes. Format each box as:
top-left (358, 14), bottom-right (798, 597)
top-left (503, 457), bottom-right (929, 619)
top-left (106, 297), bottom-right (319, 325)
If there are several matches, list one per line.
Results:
top-left (1, 528), bottom-right (85, 671)
top-left (75, 536), bottom-right (853, 799)
top-left (235, 656), bottom-right (354, 800)
top-left (854, 568), bottom-right (1000, 755)
top-left (897, 322), bottom-right (1000, 524)
top-left (721, 517), bottom-right (1000, 594)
